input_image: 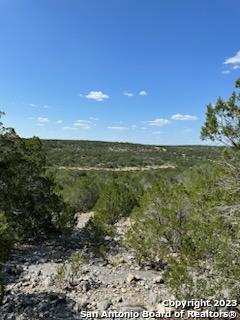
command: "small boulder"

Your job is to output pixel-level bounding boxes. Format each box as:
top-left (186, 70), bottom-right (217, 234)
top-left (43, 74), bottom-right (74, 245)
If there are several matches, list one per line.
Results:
top-left (127, 274), bottom-right (140, 283)
top-left (154, 276), bottom-right (164, 284)
top-left (98, 299), bottom-right (112, 311)
top-left (155, 303), bottom-right (173, 314)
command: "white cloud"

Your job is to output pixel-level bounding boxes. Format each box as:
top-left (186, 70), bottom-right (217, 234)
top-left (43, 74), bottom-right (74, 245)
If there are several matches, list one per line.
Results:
top-left (222, 70), bottom-right (231, 75)
top-left (74, 119), bottom-right (90, 126)
top-left (171, 114), bottom-right (198, 121)
top-left (56, 120), bottom-right (63, 124)
top-left (73, 119), bottom-right (92, 129)
top-left (37, 117), bottom-right (49, 123)
top-left (29, 103), bottom-right (50, 108)
top-left (63, 126), bottom-right (77, 131)
top-left (147, 118), bottom-right (169, 126)
top-left (84, 91), bottom-right (109, 102)
top-left (73, 122), bottom-right (90, 127)
top-left (123, 92), bottom-right (134, 97)
top-left (140, 127), bottom-right (147, 130)
top-left (233, 65), bottom-right (240, 70)
top-left (75, 119), bottom-right (91, 124)
top-left (108, 126), bottom-right (129, 131)
top-left (139, 90), bottom-right (147, 96)
top-left (89, 117), bottom-right (99, 121)
top-left (224, 50), bottom-right (240, 65)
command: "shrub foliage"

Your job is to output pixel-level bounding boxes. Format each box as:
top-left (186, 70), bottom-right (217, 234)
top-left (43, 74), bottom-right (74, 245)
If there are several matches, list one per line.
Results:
top-left (127, 160), bottom-right (240, 299)
top-left (0, 112), bottom-right (76, 302)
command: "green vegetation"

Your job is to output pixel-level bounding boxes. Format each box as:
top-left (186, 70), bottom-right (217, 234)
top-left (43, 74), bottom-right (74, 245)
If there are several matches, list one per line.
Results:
top-left (43, 138), bottom-right (222, 169)
top-left (69, 252), bottom-right (85, 276)
top-left (127, 161), bottom-right (240, 298)
top-left (127, 78), bottom-right (240, 299)
top-left (94, 177), bottom-right (139, 224)
top-left (0, 210), bottom-right (12, 303)
top-left (0, 114), bottom-right (76, 239)
top-left (201, 78), bottom-right (240, 148)
top-left (0, 112), bottom-right (76, 302)
top-left (49, 169), bottom-right (100, 212)
top-left (54, 252), bottom-right (85, 288)
top-left (88, 176), bottom-right (140, 238)
top-left (54, 264), bottom-right (67, 289)
top-left (1, 78), bottom-right (240, 303)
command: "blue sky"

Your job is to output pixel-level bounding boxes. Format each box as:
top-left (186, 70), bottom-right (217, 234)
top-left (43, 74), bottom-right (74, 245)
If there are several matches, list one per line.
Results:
top-left (0, 0), bottom-right (240, 145)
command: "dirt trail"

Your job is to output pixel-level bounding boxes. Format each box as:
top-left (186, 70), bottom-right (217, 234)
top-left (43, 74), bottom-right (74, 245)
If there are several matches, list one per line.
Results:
top-left (57, 164), bottom-right (175, 172)
top-left (0, 213), bottom-right (171, 320)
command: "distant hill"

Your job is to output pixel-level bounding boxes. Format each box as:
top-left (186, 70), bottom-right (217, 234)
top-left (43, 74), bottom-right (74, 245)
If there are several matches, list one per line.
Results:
top-left (42, 139), bottom-right (223, 169)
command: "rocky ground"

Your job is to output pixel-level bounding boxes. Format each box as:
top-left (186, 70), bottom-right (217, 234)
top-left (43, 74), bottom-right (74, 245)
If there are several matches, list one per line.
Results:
top-left (0, 213), bottom-right (173, 320)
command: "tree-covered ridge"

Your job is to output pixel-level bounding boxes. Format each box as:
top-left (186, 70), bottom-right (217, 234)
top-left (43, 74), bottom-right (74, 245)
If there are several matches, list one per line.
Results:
top-left (43, 139), bottom-right (222, 169)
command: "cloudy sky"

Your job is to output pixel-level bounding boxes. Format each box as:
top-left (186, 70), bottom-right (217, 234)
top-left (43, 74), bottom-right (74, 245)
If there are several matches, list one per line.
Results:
top-left (0, 0), bottom-right (239, 144)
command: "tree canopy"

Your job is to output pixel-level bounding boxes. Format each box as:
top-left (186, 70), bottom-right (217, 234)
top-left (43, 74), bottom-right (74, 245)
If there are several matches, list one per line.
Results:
top-left (201, 78), bottom-right (240, 148)
top-left (0, 112), bottom-right (76, 239)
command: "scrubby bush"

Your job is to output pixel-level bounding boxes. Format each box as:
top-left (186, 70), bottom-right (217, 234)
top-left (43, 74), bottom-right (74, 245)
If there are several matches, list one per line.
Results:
top-left (85, 175), bottom-right (141, 243)
top-left (0, 211), bottom-right (12, 305)
top-left (0, 210), bottom-right (12, 265)
top-left (48, 169), bottom-right (105, 213)
top-left (0, 112), bottom-right (76, 239)
top-left (0, 112), bottom-right (76, 303)
top-left (53, 252), bottom-right (85, 288)
top-left (94, 177), bottom-right (138, 225)
top-left (127, 178), bottom-right (190, 265)
top-left (127, 161), bottom-right (240, 299)
top-left (0, 210), bottom-right (12, 303)
top-left (59, 175), bottom-right (99, 212)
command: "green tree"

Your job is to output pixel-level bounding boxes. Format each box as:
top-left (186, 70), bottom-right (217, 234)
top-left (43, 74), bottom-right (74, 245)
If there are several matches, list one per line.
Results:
top-left (201, 78), bottom-right (240, 148)
top-left (57, 175), bottom-right (99, 212)
top-left (0, 112), bottom-right (75, 239)
top-left (86, 176), bottom-right (139, 243)
top-left (94, 177), bottom-right (138, 226)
